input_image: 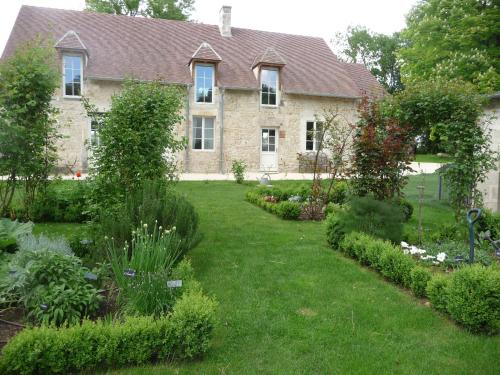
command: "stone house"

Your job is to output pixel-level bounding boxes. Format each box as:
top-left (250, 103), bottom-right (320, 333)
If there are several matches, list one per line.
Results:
top-left (2, 5), bottom-right (384, 174)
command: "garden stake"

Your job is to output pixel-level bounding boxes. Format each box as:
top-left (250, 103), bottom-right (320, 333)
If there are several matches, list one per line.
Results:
top-left (417, 184), bottom-right (425, 244)
top-left (466, 208), bottom-right (481, 264)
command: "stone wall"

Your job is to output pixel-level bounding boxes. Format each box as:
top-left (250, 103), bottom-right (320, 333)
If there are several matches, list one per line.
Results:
top-left (478, 97), bottom-right (500, 212)
top-left (52, 78), bottom-right (359, 174)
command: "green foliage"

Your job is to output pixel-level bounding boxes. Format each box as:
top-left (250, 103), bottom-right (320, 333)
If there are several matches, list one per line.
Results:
top-left (396, 198), bottom-right (414, 222)
top-left (84, 80), bottom-right (185, 214)
top-left (231, 160), bottom-right (247, 184)
top-left (0, 235), bottom-right (101, 325)
top-left (426, 274), bottom-right (450, 313)
top-left (423, 240), bottom-right (493, 269)
top-left (446, 265), bottom-right (500, 334)
top-left (333, 26), bottom-right (404, 93)
top-left (339, 231), bottom-right (392, 269)
top-left (410, 266), bottom-right (432, 298)
top-left (107, 223), bottom-right (182, 316)
top-left (399, 0), bottom-right (500, 93)
top-left (30, 181), bottom-right (90, 223)
top-left (328, 180), bottom-right (350, 205)
top-left (0, 219), bottom-right (33, 249)
top-left (335, 196), bottom-right (405, 244)
top-left (386, 80), bottom-right (497, 217)
top-left (0, 291), bottom-right (217, 374)
top-left (378, 246), bottom-right (415, 287)
top-left (85, 0), bottom-right (195, 20)
top-left (97, 180), bottom-right (198, 258)
top-left (276, 201), bottom-right (302, 220)
top-left (0, 39), bottom-right (61, 217)
top-left (326, 212), bottom-right (346, 249)
top-left (351, 97), bottom-right (414, 200)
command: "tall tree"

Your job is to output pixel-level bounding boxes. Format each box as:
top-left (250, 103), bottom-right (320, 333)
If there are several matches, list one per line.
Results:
top-left (333, 26), bottom-right (404, 93)
top-left (399, 0), bottom-right (500, 93)
top-left (85, 0), bottom-right (195, 20)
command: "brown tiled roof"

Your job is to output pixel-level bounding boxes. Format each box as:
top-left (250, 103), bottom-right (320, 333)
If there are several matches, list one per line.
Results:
top-left (54, 30), bottom-right (87, 51)
top-left (2, 6), bottom-right (383, 98)
top-left (252, 47), bottom-right (286, 68)
top-left (343, 63), bottom-right (386, 98)
top-left (190, 42), bottom-right (221, 63)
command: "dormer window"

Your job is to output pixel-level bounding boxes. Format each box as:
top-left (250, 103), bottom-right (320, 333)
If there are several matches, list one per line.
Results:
top-left (63, 55), bottom-right (82, 97)
top-left (195, 64), bottom-right (214, 103)
top-left (261, 68), bottom-right (278, 106)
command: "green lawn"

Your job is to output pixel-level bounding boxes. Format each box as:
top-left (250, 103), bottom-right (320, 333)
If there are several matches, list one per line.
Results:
top-left (414, 153), bottom-right (452, 164)
top-left (99, 176), bottom-right (498, 374)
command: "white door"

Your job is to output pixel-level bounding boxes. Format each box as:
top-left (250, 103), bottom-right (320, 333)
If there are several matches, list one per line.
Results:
top-left (260, 128), bottom-right (278, 172)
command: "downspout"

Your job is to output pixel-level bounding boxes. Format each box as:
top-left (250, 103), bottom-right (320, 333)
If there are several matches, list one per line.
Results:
top-left (184, 84), bottom-right (191, 173)
top-left (219, 87), bottom-right (225, 174)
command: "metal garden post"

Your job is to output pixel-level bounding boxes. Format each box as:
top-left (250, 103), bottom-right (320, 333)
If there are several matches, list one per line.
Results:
top-left (466, 208), bottom-right (481, 264)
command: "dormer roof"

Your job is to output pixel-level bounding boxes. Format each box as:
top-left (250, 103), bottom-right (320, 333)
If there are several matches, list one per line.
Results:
top-left (190, 42), bottom-right (222, 64)
top-left (54, 30), bottom-right (87, 54)
top-left (252, 47), bottom-right (286, 69)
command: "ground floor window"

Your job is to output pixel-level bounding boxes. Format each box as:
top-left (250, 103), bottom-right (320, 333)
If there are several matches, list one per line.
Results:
top-left (90, 112), bottom-right (106, 147)
top-left (193, 116), bottom-right (214, 150)
top-left (306, 121), bottom-right (323, 151)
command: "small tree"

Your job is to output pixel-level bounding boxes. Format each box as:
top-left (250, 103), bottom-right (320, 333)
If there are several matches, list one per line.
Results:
top-left (351, 96), bottom-right (414, 200)
top-left (83, 80), bottom-right (186, 214)
top-left (0, 40), bottom-right (60, 218)
top-left (388, 80), bottom-right (498, 218)
top-left (298, 107), bottom-right (355, 219)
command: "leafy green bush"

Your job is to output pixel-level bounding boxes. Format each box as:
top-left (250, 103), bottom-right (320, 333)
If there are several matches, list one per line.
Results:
top-left (410, 266), bottom-right (432, 298)
top-left (97, 180), bottom-right (198, 258)
top-left (0, 290), bottom-right (217, 375)
top-left (396, 198), bottom-right (414, 222)
top-left (378, 246), bottom-right (415, 287)
top-left (335, 196), bottom-right (405, 244)
top-left (326, 212), bottom-right (346, 249)
top-left (423, 240), bottom-right (493, 268)
top-left (0, 235), bottom-right (101, 325)
top-left (231, 160), bottom-right (246, 184)
top-left (327, 181), bottom-right (349, 205)
top-left (426, 274), bottom-right (450, 313)
top-left (339, 231), bottom-right (391, 269)
top-left (446, 265), bottom-right (500, 334)
top-left (31, 181), bottom-right (90, 223)
top-left (276, 201), bottom-right (301, 220)
top-left (0, 219), bottom-right (33, 253)
top-left (108, 224), bottom-right (182, 316)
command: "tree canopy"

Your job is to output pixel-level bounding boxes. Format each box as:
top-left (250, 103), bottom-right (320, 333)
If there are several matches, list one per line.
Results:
top-left (332, 26), bottom-right (404, 93)
top-left (85, 0), bottom-right (195, 20)
top-left (399, 0), bottom-right (500, 93)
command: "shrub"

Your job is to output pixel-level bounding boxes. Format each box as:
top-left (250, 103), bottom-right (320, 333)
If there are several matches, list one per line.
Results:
top-left (107, 224), bottom-right (182, 316)
top-left (0, 219), bottom-right (34, 253)
top-left (231, 160), bottom-right (246, 184)
top-left (379, 246), bottom-right (415, 287)
top-left (410, 266), bottom-right (432, 298)
top-left (335, 196), bottom-right (405, 244)
top-left (327, 181), bottom-right (349, 205)
top-left (0, 291), bottom-right (217, 374)
top-left (276, 201), bottom-right (301, 220)
top-left (340, 231), bottom-right (392, 269)
top-left (426, 274), bottom-right (450, 313)
top-left (446, 265), bottom-right (500, 334)
top-left (396, 198), bottom-right (414, 222)
top-left (97, 180), bottom-right (198, 258)
top-left (326, 213), bottom-right (345, 249)
top-left (0, 235), bottom-right (101, 326)
top-left (31, 181), bottom-right (90, 223)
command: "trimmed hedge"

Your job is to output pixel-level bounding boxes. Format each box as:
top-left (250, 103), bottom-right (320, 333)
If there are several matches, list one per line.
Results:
top-left (245, 191), bottom-right (301, 220)
top-left (336, 231), bottom-right (500, 335)
top-left (0, 291), bottom-right (217, 374)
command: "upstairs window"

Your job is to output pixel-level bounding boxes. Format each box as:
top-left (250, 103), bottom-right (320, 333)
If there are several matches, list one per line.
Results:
top-left (195, 64), bottom-right (214, 103)
top-left (193, 116), bottom-right (214, 150)
top-left (261, 68), bottom-right (278, 106)
top-left (63, 55), bottom-right (82, 97)
top-left (306, 121), bottom-right (323, 151)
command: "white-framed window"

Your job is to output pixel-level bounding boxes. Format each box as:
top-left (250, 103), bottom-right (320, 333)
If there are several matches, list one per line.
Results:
top-left (192, 116), bottom-right (214, 150)
top-left (90, 112), bottom-right (106, 147)
top-left (260, 68), bottom-right (278, 106)
top-left (306, 121), bottom-right (323, 151)
top-left (195, 64), bottom-right (214, 103)
top-left (63, 55), bottom-right (83, 97)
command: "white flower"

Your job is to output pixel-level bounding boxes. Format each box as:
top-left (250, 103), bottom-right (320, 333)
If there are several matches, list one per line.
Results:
top-left (421, 255), bottom-right (436, 260)
top-left (143, 223), bottom-right (148, 228)
top-left (401, 241), bottom-right (409, 248)
top-left (409, 246), bottom-right (426, 255)
top-left (436, 252), bottom-right (447, 262)
top-left (172, 226), bottom-right (176, 231)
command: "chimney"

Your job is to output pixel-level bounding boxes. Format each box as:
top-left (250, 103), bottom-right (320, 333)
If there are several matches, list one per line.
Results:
top-left (219, 6), bottom-right (232, 37)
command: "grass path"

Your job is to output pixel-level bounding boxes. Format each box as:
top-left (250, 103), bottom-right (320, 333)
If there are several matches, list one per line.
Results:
top-left (114, 180), bottom-right (498, 374)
